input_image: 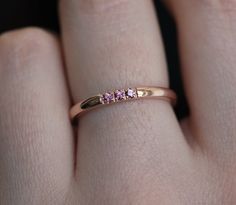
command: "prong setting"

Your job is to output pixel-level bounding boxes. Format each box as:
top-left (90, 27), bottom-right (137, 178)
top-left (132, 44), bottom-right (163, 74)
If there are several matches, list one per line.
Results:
top-left (126, 88), bottom-right (137, 99)
top-left (114, 89), bottom-right (126, 101)
top-left (100, 88), bottom-right (138, 104)
top-left (102, 92), bottom-right (115, 104)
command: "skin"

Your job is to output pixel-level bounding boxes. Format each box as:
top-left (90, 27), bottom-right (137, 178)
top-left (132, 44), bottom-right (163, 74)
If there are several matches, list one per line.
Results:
top-left (0, 0), bottom-right (236, 204)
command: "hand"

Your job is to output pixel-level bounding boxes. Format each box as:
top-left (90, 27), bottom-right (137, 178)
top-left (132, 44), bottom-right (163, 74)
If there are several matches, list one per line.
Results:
top-left (0, 0), bottom-right (235, 204)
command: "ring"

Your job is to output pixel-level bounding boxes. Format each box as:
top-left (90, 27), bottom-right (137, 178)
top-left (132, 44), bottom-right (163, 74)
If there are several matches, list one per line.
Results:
top-left (70, 86), bottom-right (177, 123)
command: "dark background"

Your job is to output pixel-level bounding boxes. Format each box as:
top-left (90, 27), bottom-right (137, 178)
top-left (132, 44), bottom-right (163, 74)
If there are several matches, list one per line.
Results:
top-left (0, 0), bottom-right (188, 119)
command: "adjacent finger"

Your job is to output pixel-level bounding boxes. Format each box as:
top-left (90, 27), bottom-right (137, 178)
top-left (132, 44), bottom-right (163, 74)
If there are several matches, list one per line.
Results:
top-left (60, 0), bottom-right (189, 203)
top-left (0, 28), bottom-right (73, 204)
top-left (166, 1), bottom-right (236, 159)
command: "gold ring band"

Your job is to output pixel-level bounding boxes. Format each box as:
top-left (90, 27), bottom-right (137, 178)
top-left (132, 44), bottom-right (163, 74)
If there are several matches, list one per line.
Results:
top-left (70, 86), bottom-right (177, 123)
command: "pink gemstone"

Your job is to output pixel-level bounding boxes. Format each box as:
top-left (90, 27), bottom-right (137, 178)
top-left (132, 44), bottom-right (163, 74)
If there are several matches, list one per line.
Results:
top-left (102, 92), bottom-right (114, 103)
top-left (114, 90), bottom-right (126, 101)
top-left (126, 88), bottom-right (137, 98)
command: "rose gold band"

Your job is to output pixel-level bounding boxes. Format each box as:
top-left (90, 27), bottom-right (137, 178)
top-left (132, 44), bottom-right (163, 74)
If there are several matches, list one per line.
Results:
top-left (70, 86), bottom-right (177, 123)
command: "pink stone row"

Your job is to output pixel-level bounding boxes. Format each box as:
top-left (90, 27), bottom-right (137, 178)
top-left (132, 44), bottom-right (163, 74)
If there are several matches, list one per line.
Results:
top-left (100, 88), bottom-right (138, 104)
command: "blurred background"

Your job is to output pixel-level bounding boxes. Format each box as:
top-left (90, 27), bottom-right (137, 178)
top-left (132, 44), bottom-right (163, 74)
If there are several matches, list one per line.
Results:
top-left (0, 0), bottom-right (188, 119)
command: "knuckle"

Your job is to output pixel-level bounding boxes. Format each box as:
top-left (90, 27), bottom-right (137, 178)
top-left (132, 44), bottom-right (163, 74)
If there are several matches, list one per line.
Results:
top-left (0, 27), bottom-right (58, 70)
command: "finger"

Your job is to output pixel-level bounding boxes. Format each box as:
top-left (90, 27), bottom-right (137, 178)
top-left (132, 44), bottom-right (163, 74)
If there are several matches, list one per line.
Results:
top-left (0, 28), bottom-right (73, 204)
top-left (166, 1), bottom-right (236, 158)
top-left (60, 0), bottom-right (189, 203)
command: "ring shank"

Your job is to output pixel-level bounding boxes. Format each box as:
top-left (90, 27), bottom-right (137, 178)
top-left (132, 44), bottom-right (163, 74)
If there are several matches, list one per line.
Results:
top-left (137, 87), bottom-right (176, 103)
top-left (70, 87), bottom-right (176, 122)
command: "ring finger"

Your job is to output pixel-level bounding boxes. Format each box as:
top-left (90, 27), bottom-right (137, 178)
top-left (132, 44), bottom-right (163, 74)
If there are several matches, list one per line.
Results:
top-left (60, 0), bottom-right (188, 203)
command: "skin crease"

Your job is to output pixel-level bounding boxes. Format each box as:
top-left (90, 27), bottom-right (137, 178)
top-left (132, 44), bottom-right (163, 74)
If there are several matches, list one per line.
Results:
top-left (0, 0), bottom-right (236, 204)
